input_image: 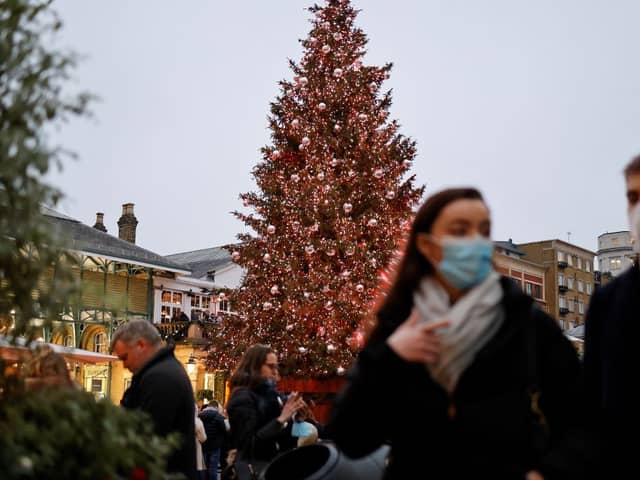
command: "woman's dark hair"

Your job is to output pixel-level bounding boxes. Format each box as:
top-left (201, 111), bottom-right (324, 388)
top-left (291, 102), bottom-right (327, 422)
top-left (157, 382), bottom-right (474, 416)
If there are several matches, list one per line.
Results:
top-left (229, 343), bottom-right (275, 392)
top-left (368, 187), bottom-right (485, 344)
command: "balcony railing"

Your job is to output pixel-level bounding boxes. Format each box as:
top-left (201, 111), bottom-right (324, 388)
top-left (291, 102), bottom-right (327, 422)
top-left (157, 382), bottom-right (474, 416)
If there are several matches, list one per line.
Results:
top-left (155, 321), bottom-right (209, 345)
top-left (559, 307), bottom-right (569, 315)
top-left (557, 261), bottom-right (568, 269)
top-left (558, 285), bottom-right (568, 293)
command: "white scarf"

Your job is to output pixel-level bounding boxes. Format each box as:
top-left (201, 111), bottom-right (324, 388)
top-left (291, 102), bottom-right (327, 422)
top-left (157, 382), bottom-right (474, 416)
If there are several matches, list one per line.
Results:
top-left (413, 271), bottom-right (504, 393)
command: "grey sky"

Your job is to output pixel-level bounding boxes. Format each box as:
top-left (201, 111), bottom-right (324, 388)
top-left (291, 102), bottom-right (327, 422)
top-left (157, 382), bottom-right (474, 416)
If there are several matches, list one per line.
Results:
top-left (50, 0), bottom-right (640, 256)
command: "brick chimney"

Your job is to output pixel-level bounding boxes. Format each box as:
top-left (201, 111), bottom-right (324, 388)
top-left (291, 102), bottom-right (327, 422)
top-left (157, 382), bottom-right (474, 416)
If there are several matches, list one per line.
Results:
top-left (117, 203), bottom-right (138, 244)
top-left (92, 212), bottom-right (107, 233)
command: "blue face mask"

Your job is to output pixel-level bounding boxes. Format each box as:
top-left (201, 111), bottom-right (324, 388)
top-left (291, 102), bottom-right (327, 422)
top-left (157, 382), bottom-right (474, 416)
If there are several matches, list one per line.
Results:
top-left (436, 237), bottom-right (494, 290)
top-left (292, 420), bottom-right (315, 438)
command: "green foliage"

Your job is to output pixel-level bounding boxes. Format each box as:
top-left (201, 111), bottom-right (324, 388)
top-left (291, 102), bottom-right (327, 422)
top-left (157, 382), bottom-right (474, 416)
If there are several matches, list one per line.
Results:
top-left (0, 4), bottom-right (182, 479)
top-left (0, 0), bottom-right (92, 338)
top-left (0, 387), bottom-right (183, 480)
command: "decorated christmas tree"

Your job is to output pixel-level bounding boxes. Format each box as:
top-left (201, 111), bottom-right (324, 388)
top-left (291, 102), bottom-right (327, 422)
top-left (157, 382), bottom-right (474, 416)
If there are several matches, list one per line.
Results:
top-left (210, 0), bottom-right (423, 376)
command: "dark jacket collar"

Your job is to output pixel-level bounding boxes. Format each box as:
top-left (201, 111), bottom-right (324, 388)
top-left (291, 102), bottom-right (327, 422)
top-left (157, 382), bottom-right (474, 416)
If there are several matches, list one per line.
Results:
top-left (133, 344), bottom-right (176, 380)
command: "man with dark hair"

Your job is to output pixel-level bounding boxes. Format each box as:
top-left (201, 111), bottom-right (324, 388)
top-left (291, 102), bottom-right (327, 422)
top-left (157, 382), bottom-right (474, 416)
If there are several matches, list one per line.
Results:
top-left (198, 400), bottom-right (228, 480)
top-left (584, 153), bottom-right (640, 477)
top-left (111, 319), bottom-right (197, 480)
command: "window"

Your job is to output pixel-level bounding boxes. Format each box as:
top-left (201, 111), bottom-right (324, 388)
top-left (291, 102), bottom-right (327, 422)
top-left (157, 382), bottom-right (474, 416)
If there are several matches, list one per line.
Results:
top-left (190, 295), bottom-right (210, 310)
top-left (525, 282), bottom-right (532, 296)
top-left (568, 299), bottom-right (575, 312)
top-left (91, 379), bottom-right (103, 393)
top-left (532, 284), bottom-right (542, 299)
top-left (587, 282), bottom-right (592, 295)
top-left (610, 257), bottom-right (622, 270)
top-left (577, 257), bottom-right (582, 270)
top-left (559, 296), bottom-right (566, 308)
top-left (586, 261), bottom-right (591, 272)
top-left (558, 273), bottom-right (564, 286)
top-left (578, 301), bottom-right (585, 315)
top-left (218, 299), bottom-right (230, 312)
top-left (557, 251), bottom-right (565, 261)
top-left (161, 290), bottom-right (183, 322)
top-left (94, 333), bottom-right (106, 353)
top-left (578, 280), bottom-right (584, 293)
top-left (567, 255), bottom-right (573, 266)
top-left (567, 277), bottom-right (574, 290)
top-left (190, 294), bottom-right (212, 320)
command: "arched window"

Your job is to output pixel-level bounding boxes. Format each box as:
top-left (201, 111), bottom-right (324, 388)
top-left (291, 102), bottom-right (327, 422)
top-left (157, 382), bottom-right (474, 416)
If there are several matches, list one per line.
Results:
top-left (63, 334), bottom-right (73, 347)
top-left (94, 332), bottom-right (106, 353)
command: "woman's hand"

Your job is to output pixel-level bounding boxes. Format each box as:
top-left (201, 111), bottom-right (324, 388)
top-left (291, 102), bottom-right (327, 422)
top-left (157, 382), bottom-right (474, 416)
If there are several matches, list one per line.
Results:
top-left (387, 310), bottom-right (449, 364)
top-left (278, 391), bottom-right (305, 424)
top-left (526, 471), bottom-right (544, 480)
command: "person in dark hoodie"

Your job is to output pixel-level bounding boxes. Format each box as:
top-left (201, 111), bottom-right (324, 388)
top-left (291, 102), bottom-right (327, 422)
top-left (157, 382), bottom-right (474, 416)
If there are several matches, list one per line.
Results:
top-left (111, 319), bottom-right (196, 480)
top-left (199, 400), bottom-right (227, 480)
top-left (327, 187), bottom-right (588, 480)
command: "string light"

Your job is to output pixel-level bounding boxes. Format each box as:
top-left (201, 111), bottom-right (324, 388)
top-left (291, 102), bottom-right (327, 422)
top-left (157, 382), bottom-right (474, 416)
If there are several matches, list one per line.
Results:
top-left (205, 0), bottom-right (423, 376)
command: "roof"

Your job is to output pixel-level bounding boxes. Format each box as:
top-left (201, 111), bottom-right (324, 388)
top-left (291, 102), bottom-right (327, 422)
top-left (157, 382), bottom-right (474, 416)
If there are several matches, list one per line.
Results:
top-left (43, 208), bottom-right (189, 273)
top-left (597, 230), bottom-right (631, 239)
top-left (166, 246), bottom-right (235, 279)
top-left (494, 240), bottom-right (525, 256)
top-left (517, 239), bottom-right (596, 256)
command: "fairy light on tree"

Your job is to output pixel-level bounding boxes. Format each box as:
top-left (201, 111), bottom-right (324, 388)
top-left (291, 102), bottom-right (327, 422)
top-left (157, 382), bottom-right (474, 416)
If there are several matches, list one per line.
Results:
top-left (208, 0), bottom-right (423, 376)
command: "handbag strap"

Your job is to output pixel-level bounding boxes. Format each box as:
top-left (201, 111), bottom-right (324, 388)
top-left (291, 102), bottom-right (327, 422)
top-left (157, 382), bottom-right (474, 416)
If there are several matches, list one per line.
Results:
top-left (526, 302), bottom-right (548, 428)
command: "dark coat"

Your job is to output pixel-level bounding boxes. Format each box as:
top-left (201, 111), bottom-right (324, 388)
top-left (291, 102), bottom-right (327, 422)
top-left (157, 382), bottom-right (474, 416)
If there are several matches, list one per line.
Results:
top-left (121, 345), bottom-right (197, 480)
top-left (226, 381), bottom-right (289, 464)
top-left (327, 277), bottom-right (587, 480)
top-left (199, 407), bottom-right (227, 453)
top-left (584, 263), bottom-right (640, 476)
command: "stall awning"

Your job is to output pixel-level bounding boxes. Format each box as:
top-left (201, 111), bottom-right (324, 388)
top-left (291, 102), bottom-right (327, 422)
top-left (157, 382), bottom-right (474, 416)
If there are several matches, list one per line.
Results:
top-left (0, 335), bottom-right (117, 364)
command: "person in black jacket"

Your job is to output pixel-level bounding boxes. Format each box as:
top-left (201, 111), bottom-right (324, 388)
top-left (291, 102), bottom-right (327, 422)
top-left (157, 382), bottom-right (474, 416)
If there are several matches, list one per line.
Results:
top-left (584, 154), bottom-right (640, 478)
top-left (111, 319), bottom-right (197, 480)
top-left (327, 187), bottom-right (587, 480)
top-left (199, 400), bottom-right (227, 480)
top-left (226, 344), bottom-right (305, 478)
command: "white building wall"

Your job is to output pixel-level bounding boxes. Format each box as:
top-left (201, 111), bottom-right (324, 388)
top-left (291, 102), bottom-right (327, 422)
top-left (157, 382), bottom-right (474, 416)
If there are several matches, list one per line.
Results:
top-left (213, 264), bottom-right (244, 289)
top-left (597, 231), bottom-right (635, 276)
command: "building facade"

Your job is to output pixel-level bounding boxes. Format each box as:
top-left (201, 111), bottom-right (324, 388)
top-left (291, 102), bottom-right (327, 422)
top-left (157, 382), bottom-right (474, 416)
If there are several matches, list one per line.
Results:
top-left (494, 240), bottom-right (547, 312)
top-left (517, 239), bottom-right (596, 332)
top-left (597, 231), bottom-right (635, 278)
top-left (41, 205), bottom-right (190, 402)
top-left (18, 206), bottom-right (249, 405)
top-left (162, 246), bottom-right (245, 403)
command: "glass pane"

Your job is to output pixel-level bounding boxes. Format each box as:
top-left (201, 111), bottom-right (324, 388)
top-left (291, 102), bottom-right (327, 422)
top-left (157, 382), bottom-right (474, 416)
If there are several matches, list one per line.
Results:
top-left (161, 291), bottom-right (171, 303)
top-left (172, 292), bottom-right (182, 304)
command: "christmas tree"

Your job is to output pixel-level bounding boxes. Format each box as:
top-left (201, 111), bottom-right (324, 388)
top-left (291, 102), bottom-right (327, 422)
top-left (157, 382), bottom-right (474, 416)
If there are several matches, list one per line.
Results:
top-left (209, 0), bottom-right (423, 376)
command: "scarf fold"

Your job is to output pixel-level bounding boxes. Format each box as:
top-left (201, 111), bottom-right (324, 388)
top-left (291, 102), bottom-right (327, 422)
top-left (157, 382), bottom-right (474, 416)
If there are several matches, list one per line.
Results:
top-left (413, 271), bottom-right (504, 393)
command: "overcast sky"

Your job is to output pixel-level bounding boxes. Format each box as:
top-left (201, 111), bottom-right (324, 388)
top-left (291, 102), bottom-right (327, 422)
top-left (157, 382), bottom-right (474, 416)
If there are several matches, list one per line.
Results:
top-left (49, 0), bottom-right (640, 256)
